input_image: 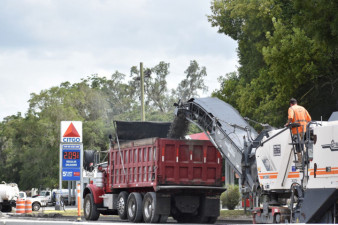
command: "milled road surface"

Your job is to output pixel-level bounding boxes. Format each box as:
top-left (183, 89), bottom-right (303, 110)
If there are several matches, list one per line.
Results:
top-left (0, 215), bottom-right (252, 225)
top-left (0, 218), bottom-right (251, 225)
top-left (0, 206), bottom-right (252, 225)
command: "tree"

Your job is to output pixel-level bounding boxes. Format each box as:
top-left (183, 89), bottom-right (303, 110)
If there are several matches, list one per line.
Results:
top-left (213, 72), bottom-right (240, 108)
top-left (209, 0), bottom-right (338, 126)
top-left (176, 60), bottom-right (208, 101)
top-left (145, 61), bottom-right (171, 113)
top-left (0, 78), bottom-right (112, 189)
top-left (128, 61), bottom-right (209, 121)
top-left (208, 0), bottom-right (278, 82)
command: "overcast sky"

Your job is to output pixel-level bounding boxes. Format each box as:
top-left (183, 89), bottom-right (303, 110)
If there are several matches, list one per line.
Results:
top-left (0, 0), bottom-right (238, 121)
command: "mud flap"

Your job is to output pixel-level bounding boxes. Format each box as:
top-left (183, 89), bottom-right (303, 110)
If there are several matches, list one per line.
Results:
top-left (199, 196), bottom-right (220, 217)
top-left (156, 194), bottom-right (171, 215)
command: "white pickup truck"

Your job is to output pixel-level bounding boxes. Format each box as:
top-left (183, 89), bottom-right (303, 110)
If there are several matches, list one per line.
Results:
top-left (19, 189), bottom-right (73, 211)
top-left (19, 190), bottom-right (50, 211)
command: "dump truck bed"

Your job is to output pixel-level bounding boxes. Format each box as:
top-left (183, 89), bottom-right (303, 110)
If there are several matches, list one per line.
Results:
top-left (108, 138), bottom-right (223, 191)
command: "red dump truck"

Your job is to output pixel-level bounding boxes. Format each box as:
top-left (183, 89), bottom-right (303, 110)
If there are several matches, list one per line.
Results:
top-left (83, 137), bottom-right (224, 223)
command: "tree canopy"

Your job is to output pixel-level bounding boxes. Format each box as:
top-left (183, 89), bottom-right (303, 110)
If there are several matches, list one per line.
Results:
top-left (209, 0), bottom-right (338, 126)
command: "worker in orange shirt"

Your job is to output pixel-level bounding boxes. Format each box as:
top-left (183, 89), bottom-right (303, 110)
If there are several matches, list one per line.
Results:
top-left (284, 98), bottom-right (311, 163)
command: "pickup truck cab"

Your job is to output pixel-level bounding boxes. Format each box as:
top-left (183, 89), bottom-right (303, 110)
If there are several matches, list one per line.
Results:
top-left (19, 191), bottom-right (49, 211)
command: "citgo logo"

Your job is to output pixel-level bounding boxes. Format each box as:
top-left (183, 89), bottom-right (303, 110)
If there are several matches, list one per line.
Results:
top-left (62, 123), bottom-right (81, 142)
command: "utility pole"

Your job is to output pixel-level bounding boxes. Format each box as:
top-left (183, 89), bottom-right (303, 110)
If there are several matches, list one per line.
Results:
top-left (140, 62), bottom-right (145, 121)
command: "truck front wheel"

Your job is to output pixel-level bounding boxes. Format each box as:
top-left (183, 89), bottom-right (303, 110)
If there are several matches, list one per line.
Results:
top-left (32, 202), bottom-right (41, 211)
top-left (84, 194), bottom-right (100, 221)
top-left (117, 191), bottom-right (128, 220)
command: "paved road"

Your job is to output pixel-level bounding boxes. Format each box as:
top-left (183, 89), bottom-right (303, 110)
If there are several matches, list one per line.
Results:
top-left (0, 215), bottom-right (251, 225)
top-left (0, 218), bottom-right (251, 225)
top-left (0, 207), bottom-right (252, 225)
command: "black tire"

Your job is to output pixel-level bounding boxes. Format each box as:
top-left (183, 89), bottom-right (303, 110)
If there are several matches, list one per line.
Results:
top-left (84, 150), bottom-right (96, 171)
top-left (117, 191), bottom-right (128, 220)
top-left (127, 192), bottom-right (143, 222)
top-left (1, 205), bottom-right (12, 212)
top-left (32, 202), bottom-right (41, 211)
top-left (143, 192), bottom-right (160, 223)
top-left (275, 213), bottom-right (281, 224)
top-left (84, 194), bottom-right (100, 221)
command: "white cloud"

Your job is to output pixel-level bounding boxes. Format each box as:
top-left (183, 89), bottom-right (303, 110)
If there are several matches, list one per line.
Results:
top-left (0, 0), bottom-right (238, 121)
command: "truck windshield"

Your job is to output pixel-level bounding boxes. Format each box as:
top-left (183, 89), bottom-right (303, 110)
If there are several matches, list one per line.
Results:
top-left (40, 191), bottom-right (50, 196)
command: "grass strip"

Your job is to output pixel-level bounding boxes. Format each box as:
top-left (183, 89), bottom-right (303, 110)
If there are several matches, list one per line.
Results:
top-left (219, 209), bottom-right (252, 218)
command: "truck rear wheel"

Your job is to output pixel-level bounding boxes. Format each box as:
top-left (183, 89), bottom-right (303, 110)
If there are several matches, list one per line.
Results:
top-left (127, 192), bottom-right (143, 223)
top-left (117, 191), bottom-right (128, 220)
top-left (84, 194), bottom-right (100, 221)
top-left (143, 192), bottom-right (160, 223)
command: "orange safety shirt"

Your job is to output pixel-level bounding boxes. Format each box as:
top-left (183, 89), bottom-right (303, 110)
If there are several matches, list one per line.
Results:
top-left (288, 105), bottom-right (311, 135)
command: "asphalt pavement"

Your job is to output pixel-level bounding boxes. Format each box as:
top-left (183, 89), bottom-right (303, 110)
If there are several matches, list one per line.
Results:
top-left (0, 206), bottom-right (253, 224)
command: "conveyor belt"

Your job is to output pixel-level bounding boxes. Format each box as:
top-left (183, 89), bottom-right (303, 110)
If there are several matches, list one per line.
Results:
top-left (170, 97), bottom-right (257, 176)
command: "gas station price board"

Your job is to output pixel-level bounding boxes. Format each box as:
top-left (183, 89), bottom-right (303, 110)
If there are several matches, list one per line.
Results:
top-left (62, 144), bottom-right (81, 181)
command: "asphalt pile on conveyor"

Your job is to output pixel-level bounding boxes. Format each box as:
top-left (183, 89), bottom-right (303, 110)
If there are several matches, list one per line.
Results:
top-left (167, 112), bottom-right (190, 139)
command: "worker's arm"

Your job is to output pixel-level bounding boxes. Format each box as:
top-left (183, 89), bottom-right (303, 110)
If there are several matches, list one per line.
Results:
top-left (306, 110), bottom-right (311, 122)
top-left (285, 107), bottom-right (294, 127)
top-left (284, 118), bottom-right (293, 127)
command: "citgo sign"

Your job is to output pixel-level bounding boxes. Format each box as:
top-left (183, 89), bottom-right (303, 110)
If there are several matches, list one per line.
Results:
top-left (60, 121), bottom-right (82, 143)
top-left (60, 121), bottom-right (83, 182)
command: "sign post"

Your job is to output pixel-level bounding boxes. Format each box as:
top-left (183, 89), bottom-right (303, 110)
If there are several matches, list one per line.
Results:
top-left (58, 121), bottom-right (83, 214)
top-left (77, 183), bottom-right (81, 221)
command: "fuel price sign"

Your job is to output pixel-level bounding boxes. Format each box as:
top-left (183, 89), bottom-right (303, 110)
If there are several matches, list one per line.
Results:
top-left (62, 144), bottom-right (81, 181)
